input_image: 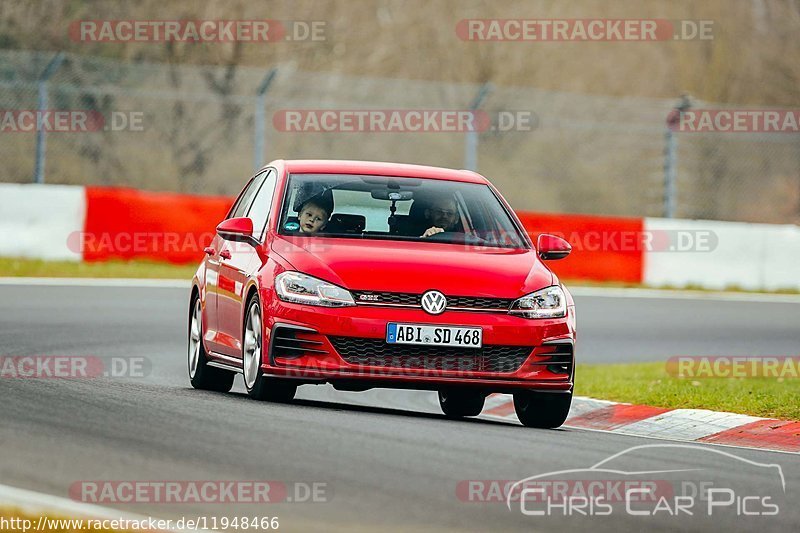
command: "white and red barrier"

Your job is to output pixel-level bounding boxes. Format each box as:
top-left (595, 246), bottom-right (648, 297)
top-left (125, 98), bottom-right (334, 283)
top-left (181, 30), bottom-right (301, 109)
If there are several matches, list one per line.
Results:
top-left (1, 183), bottom-right (798, 290)
top-left (0, 183), bottom-right (85, 261)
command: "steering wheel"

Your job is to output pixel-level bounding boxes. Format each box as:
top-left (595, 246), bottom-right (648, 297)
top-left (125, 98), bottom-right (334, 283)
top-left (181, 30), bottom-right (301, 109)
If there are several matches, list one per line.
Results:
top-left (424, 231), bottom-right (486, 245)
top-left (423, 230), bottom-right (456, 241)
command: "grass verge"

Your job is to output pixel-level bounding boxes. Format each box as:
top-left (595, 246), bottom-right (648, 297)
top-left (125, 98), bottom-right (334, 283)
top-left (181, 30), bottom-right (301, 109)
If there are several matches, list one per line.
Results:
top-left (0, 258), bottom-right (797, 295)
top-left (0, 258), bottom-right (196, 279)
top-left (575, 362), bottom-right (800, 421)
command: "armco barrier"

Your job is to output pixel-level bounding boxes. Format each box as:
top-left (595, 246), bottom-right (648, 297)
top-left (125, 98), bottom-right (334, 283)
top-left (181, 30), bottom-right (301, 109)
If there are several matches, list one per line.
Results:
top-left (1, 183), bottom-right (798, 290)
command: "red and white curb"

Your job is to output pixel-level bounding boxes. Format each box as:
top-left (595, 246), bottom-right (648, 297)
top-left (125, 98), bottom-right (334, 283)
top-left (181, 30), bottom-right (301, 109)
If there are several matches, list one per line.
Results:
top-left (481, 395), bottom-right (800, 454)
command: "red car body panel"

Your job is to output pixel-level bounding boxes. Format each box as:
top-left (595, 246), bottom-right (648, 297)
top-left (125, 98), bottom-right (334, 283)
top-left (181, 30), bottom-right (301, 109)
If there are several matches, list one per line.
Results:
top-left (192, 160), bottom-right (576, 394)
top-left (270, 236), bottom-right (554, 296)
top-left (276, 159), bottom-right (488, 184)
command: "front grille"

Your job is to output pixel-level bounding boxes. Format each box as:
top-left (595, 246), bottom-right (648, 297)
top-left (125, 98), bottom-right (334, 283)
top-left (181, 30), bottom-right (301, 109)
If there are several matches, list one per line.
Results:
top-left (351, 291), bottom-right (513, 311)
top-left (448, 296), bottom-right (513, 310)
top-left (329, 336), bottom-right (532, 373)
top-left (353, 291), bottom-right (419, 306)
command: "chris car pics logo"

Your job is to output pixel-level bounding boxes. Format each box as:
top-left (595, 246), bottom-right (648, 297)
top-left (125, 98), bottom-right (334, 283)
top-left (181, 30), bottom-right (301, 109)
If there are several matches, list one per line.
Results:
top-left (505, 444), bottom-right (785, 518)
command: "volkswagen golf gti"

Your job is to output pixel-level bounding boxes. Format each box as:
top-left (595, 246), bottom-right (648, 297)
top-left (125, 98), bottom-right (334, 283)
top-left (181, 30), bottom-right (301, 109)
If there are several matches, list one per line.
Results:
top-left (188, 160), bottom-right (576, 428)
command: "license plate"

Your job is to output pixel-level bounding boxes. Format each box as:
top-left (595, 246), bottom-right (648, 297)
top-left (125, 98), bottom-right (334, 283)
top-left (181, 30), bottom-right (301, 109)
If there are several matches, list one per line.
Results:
top-left (386, 323), bottom-right (482, 348)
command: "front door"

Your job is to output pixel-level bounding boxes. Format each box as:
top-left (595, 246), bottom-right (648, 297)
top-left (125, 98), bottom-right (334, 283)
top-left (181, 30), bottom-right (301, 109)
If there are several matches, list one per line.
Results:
top-left (215, 169), bottom-right (277, 359)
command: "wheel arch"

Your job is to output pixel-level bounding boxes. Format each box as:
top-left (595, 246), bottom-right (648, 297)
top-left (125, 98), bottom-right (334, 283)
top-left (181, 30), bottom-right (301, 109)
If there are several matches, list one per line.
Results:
top-left (241, 280), bottom-right (264, 358)
top-left (244, 282), bottom-right (260, 306)
top-left (190, 283), bottom-right (200, 306)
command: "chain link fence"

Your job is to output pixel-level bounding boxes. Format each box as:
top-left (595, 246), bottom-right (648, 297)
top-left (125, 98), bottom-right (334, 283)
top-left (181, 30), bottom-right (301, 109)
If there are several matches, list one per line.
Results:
top-left (1, 49), bottom-right (798, 224)
top-left (674, 117), bottom-right (800, 223)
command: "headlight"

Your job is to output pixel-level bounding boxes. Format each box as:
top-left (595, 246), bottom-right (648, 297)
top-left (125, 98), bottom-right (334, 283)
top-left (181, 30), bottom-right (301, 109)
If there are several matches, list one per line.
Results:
top-left (275, 272), bottom-right (355, 307)
top-left (509, 285), bottom-right (566, 319)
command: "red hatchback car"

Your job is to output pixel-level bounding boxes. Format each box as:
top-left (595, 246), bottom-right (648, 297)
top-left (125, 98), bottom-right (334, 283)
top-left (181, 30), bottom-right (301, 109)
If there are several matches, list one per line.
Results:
top-left (189, 160), bottom-right (576, 428)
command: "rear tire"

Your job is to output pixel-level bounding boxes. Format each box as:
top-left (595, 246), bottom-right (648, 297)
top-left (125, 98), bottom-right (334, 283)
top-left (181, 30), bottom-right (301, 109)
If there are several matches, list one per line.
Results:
top-left (513, 390), bottom-right (572, 428)
top-left (188, 294), bottom-right (235, 393)
top-left (242, 295), bottom-right (297, 402)
top-left (438, 389), bottom-right (485, 418)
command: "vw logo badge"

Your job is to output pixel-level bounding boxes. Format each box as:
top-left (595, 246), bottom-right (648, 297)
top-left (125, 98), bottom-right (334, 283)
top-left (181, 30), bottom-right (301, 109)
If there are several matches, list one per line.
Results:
top-left (421, 290), bottom-right (447, 315)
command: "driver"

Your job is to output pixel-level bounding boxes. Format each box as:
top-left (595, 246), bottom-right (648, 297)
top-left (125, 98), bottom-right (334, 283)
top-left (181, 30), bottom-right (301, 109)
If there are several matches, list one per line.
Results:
top-left (420, 196), bottom-right (460, 238)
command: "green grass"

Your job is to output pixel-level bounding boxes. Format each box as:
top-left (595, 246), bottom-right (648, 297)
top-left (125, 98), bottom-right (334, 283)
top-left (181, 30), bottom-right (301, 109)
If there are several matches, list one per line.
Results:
top-left (575, 362), bottom-right (800, 420)
top-left (0, 257), bottom-right (196, 279)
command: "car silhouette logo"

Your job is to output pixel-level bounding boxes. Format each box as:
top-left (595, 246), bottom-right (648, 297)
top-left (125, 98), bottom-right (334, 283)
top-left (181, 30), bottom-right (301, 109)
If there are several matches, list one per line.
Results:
top-left (421, 290), bottom-right (447, 315)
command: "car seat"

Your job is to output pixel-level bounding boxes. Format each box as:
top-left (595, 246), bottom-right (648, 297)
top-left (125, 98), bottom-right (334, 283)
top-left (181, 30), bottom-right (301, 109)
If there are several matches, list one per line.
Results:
top-left (326, 213), bottom-right (366, 234)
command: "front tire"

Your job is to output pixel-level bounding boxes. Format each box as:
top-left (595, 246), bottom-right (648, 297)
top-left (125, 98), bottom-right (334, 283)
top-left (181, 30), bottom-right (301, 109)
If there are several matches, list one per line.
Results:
top-left (438, 389), bottom-right (485, 418)
top-left (188, 295), bottom-right (235, 392)
top-left (242, 295), bottom-right (296, 402)
top-left (513, 390), bottom-right (572, 428)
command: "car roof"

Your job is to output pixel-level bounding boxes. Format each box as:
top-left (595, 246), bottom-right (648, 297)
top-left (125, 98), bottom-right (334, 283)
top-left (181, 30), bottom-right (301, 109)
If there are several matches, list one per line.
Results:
top-left (268, 159), bottom-right (488, 184)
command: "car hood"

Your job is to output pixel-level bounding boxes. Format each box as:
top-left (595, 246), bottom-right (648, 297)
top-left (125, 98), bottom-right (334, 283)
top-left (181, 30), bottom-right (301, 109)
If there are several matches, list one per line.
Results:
top-left (271, 236), bottom-right (553, 298)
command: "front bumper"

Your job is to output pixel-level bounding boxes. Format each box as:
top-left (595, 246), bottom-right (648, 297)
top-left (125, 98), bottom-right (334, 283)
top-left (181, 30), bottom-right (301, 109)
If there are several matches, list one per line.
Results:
top-left (260, 296), bottom-right (576, 393)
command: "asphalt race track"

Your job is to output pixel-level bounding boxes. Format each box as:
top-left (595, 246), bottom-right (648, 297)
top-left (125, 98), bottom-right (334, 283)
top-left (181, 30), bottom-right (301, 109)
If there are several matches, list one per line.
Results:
top-left (1, 282), bottom-right (798, 532)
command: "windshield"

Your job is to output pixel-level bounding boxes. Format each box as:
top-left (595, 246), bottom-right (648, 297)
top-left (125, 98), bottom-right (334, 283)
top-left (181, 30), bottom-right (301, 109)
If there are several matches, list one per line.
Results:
top-left (277, 173), bottom-right (528, 249)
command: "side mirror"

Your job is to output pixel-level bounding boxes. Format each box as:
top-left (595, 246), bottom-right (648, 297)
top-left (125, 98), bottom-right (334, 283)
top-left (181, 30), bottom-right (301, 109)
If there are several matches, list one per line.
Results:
top-left (216, 217), bottom-right (257, 247)
top-left (537, 234), bottom-right (571, 260)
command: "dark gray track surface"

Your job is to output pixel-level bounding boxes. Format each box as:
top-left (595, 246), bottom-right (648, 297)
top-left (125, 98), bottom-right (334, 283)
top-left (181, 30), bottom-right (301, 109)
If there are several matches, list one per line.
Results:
top-left (1, 283), bottom-right (798, 532)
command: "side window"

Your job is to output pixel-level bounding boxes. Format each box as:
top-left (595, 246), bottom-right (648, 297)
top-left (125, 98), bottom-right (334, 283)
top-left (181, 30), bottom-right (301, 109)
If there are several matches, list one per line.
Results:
top-left (245, 169), bottom-right (278, 241)
top-left (229, 172), bottom-right (266, 220)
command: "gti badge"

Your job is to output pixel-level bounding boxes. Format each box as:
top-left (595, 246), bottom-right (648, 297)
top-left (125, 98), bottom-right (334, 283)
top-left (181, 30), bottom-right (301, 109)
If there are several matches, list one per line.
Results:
top-left (421, 290), bottom-right (447, 315)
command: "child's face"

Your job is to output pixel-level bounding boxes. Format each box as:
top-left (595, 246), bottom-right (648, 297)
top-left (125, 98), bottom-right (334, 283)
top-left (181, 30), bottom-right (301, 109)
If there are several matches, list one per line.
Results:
top-left (298, 204), bottom-right (329, 234)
